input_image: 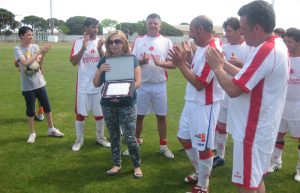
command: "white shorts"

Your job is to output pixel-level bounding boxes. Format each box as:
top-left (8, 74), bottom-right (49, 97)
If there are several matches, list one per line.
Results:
top-left (177, 101), bottom-right (220, 151)
top-left (232, 140), bottom-right (270, 190)
top-left (217, 106), bottom-right (227, 124)
top-left (136, 82), bottom-right (167, 116)
top-left (279, 119), bottom-right (300, 138)
top-left (76, 92), bottom-right (103, 117)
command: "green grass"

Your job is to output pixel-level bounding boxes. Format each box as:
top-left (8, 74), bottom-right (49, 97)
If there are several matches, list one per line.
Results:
top-left (0, 43), bottom-right (299, 193)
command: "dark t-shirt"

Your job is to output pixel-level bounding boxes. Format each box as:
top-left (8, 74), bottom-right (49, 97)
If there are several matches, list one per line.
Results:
top-left (97, 55), bottom-right (139, 107)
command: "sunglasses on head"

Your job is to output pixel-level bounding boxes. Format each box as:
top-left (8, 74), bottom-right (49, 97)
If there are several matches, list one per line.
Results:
top-left (107, 39), bottom-right (122, 45)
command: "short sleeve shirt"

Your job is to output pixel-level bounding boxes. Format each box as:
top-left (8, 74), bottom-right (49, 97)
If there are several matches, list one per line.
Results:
top-left (227, 36), bottom-right (289, 154)
top-left (14, 44), bottom-right (46, 91)
top-left (131, 34), bottom-right (173, 84)
top-left (70, 37), bottom-right (103, 93)
top-left (184, 38), bottom-right (225, 105)
top-left (281, 57), bottom-right (300, 120)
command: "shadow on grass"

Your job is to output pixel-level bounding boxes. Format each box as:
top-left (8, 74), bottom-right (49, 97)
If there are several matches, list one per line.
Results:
top-left (0, 117), bottom-right (26, 125)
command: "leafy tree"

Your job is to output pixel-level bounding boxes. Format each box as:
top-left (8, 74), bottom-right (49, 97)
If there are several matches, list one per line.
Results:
top-left (97, 25), bottom-right (103, 35)
top-left (65, 16), bottom-right (86, 35)
top-left (57, 24), bottom-right (70, 34)
top-left (116, 22), bottom-right (136, 35)
top-left (4, 30), bottom-right (13, 35)
top-left (46, 18), bottom-right (65, 28)
top-left (65, 16), bottom-right (103, 35)
top-left (35, 18), bottom-right (48, 32)
top-left (10, 20), bottom-right (21, 31)
top-left (21, 15), bottom-right (48, 32)
top-left (135, 21), bottom-right (147, 36)
top-left (121, 21), bottom-right (183, 36)
top-left (0, 8), bottom-right (15, 34)
top-left (101, 19), bottom-right (118, 33)
top-left (161, 22), bottom-right (183, 36)
top-left (47, 18), bottom-right (66, 34)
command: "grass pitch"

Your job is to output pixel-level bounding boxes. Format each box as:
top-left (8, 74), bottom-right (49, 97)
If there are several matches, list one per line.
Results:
top-left (0, 43), bottom-right (299, 193)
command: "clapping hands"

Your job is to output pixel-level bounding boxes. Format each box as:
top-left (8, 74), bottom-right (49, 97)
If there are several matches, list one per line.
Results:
top-left (168, 45), bottom-right (187, 67)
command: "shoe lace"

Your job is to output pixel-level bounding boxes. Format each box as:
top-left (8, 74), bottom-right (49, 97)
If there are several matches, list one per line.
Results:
top-left (191, 173), bottom-right (198, 179)
top-left (271, 164), bottom-right (280, 172)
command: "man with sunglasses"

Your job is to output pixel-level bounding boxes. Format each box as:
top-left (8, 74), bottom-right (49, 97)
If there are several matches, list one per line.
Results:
top-left (70, 17), bottom-right (111, 151)
top-left (130, 13), bottom-right (175, 159)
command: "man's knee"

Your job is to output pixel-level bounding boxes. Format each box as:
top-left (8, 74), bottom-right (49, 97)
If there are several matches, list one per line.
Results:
top-left (76, 114), bottom-right (85, 121)
top-left (178, 137), bottom-right (191, 148)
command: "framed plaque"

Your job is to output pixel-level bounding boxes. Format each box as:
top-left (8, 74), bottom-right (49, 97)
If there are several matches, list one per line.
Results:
top-left (102, 55), bottom-right (135, 98)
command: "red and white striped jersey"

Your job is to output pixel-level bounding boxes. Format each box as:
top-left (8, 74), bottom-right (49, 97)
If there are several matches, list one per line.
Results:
top-left (227, 36), bottom-right (289, 154)
top-left (184, 38), bottom-right (225, 105)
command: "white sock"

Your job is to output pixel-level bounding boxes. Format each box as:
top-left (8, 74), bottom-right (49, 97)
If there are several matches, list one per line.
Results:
top-left (185, 147), bottom-right (199, 174)
top-left (216, 133), bottom-right (228, 159)
top-left (96, 119), bottom-right (105, 141)
top-left (160, 145), bottom-right (167, 150)
top-left (75, 120), bottom-right (84, 142)
top-left (197, 154), bottom-right (213, 189)
top-left (272, 145), bottom-right (284, 164)
top-left (297, 145), bottom-right (300, 170)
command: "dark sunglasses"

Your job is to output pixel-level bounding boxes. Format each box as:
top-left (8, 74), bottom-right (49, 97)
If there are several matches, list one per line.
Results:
top-left (107, 39), bottom-right (122, 45)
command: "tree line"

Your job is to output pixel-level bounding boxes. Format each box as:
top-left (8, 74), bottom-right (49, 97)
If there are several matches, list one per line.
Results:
top-left (0, 8), bottom-right (183, 36)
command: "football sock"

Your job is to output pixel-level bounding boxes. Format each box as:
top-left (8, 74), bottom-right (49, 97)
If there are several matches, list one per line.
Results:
top-left (38, 107), bottom-right (44, 114)
top-left (96, 119), bottom-right (105, 140)
top-left (75, 120), bottom-right (84, 142)
top-left (197, 150), bottom-right (213, 189)
top-left (184, 143), bottom-right (199, 173)
top-left (272, 141), bottom-right (284, 164)
top-left (160, 139), bottom-right (167, 149)
top-left (216, 133), bottom-right (228, 159)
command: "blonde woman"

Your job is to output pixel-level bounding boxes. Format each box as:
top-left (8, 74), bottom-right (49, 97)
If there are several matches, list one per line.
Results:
top-left (93, 30), bottom-right (142, 178)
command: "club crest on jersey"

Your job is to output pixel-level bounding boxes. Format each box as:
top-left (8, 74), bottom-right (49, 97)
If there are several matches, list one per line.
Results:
top-left (149, 46), bottom-right (155, 51)
top-left (90, 49), bottom-right (96, 54)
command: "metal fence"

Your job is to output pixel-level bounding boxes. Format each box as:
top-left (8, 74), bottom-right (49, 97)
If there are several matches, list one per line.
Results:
top-left (0, 33), bottom-right (226, 44)
top-left (0, 32), bottom-right (52, 43)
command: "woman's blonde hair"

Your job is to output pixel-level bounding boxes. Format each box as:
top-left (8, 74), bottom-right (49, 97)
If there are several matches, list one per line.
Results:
top-left (105, 30), bottom-right (131, 57)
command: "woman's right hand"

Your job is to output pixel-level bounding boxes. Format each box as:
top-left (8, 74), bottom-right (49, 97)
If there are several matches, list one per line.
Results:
top-left (100, 63), bottom-right (111, 73)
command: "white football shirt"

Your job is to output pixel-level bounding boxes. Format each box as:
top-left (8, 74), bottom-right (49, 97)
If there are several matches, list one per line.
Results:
top-left (131, 34), bottom-right (173, 83)
top-left (227, 36), bottom-right (289, 154)
top-left (221, 42), bottom-right (252, 108)
top-left (70, 37), bottom-right (103, 93)
top-left (282, 57), bottom-right (300, 120)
